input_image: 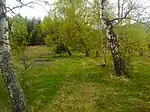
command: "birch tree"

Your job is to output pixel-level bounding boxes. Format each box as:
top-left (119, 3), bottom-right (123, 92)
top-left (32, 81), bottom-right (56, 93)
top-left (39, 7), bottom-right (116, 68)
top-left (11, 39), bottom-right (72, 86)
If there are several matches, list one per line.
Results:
top-left (0, 0), bottom-right (26, 111)
top-left (100, 0), bottom-right (150, 76)
top-left (101, 0), bottom-right (126, 76)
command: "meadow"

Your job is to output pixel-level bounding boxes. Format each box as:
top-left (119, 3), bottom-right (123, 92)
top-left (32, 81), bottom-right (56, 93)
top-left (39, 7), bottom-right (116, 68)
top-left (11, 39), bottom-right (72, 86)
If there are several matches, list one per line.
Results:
top-left (0, 46), bottom-right (150, 112)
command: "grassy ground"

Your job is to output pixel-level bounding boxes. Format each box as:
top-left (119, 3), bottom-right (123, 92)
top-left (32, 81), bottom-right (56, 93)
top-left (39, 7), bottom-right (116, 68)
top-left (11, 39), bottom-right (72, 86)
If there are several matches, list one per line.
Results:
top-left (0, 46), bottom-right (150, 112)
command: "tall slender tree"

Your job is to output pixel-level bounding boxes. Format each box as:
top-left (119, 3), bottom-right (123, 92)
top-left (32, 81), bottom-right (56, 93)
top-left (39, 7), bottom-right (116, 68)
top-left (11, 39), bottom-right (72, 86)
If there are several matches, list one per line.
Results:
top-left (101, 0), bottom-right (125, 76)
top-left (0, 0), bottom-right (26, 111)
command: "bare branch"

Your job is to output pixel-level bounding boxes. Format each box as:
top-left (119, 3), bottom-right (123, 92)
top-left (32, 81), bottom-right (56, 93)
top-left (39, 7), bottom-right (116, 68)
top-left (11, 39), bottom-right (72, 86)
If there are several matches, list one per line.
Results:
top-left (110, 0), bottom-right (150, 27)
top-left (111, 17), bottom-right (150, 29)
top-left (6, 1), bottom-right (35, 14)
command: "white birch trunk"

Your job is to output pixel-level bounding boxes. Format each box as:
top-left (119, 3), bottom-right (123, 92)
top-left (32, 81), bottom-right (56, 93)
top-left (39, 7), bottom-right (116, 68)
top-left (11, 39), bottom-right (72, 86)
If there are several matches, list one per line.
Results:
top-left (101, 0), bottom-right (125, 76)
top-left (0, 0), bottom-right (27, 111)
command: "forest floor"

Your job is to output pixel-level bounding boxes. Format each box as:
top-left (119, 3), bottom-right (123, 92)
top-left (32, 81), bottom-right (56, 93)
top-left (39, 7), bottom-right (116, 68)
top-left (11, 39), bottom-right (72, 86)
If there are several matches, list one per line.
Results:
top-left (0, 46), bottom-right (150, 112)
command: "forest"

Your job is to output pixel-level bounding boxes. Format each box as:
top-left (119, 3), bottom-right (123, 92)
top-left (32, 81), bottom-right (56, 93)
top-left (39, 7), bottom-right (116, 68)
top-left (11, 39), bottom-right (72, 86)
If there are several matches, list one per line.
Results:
top-left (0, 0), bottom-right (150, 111)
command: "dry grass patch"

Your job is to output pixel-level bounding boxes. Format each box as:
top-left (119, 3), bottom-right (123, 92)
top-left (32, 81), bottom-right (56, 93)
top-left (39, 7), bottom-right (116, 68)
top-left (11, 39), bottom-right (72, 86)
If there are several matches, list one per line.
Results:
top-left (45, 81), bottom-right (100, 112)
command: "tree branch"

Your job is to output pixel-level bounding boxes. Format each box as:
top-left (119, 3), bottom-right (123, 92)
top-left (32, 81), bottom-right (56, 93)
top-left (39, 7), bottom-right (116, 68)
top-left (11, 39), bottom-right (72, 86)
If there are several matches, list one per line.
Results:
top-left (111, 17), bottom-right (150, 29)
top-left (6, 1), bottom-right (35, 14)
top-left (6, 0), bottom-right (53, 15)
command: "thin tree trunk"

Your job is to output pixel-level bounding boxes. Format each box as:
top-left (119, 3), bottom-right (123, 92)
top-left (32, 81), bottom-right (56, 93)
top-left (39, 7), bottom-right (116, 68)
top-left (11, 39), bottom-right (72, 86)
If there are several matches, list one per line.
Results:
top-left (64, 41), bottom-right (72, 56)
top-left (96, 50), bottom-right (100, 57)
top-left (118, 0), bottom-right (121, 19)
top-left (117, 0), bottom-right (121, 24)
top-left (101, 0), bottom-right (125, 76)
top-left (0, 0), bottom-right (27, 111)
top-left (67, 47), bottom-right (72, 55)
top-left (85, 50), bottom-right (90, 57)
top-left (121, 0), bottom-right (124, 18)
top-left (74, 21), bottom-right (90, 57)
top-left (80, 38), bottom-right (89, 57)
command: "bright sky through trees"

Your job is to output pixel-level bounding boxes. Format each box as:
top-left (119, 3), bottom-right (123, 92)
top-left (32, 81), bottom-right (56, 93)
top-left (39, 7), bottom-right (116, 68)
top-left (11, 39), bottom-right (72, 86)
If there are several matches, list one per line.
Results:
top-left (7, 0), bottom-right (150, 19)
top-left (7, 0), bottom-right (54, 19)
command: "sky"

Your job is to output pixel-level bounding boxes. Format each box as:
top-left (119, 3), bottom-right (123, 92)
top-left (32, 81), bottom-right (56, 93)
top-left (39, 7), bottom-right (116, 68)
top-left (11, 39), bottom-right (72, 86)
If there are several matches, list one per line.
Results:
top-left (6, 0), bottom-right (150, 20)
top-left (7, 0), bottom-right (54, 19)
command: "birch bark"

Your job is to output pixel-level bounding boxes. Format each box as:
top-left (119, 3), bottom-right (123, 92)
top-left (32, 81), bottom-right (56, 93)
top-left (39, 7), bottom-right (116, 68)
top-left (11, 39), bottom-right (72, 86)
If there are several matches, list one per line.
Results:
top-left (0, 0), bottom-right (27, 111)
top-left (101, 0), bottom-right (125, 76)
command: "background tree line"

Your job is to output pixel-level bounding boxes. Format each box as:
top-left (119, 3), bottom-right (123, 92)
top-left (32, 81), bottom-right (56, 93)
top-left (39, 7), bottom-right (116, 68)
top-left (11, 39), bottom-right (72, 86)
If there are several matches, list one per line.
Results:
top-left (8, 0), bottom-right (150, 66)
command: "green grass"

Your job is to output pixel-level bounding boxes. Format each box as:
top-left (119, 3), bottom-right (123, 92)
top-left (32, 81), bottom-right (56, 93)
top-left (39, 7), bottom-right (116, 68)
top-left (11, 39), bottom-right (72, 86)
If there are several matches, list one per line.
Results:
top-left (0, 46), bottom-right (150, 112)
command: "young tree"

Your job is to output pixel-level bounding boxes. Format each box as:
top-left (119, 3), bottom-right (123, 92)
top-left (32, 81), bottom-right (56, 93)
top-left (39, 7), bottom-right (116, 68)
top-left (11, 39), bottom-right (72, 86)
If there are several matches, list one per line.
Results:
top-left (41, 16), bottom-right (72, 55)
top-left (100, 0), bottom-right (150, 76)
top-left (0, 0), bottom-right (26, 111)
top-left (52, 0), bottom-right (99, 56)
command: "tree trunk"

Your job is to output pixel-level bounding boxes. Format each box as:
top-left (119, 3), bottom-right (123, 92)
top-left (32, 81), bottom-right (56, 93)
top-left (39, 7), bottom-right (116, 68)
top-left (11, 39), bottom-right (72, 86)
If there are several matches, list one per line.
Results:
top-left (139, 51), bottom-right (143, 56)
top-left (0, 0), bottom-right (27, 111)
top-left (96, 50), bottom-right (100, 57)
top-left (117, 0), bottom-right (121, 24)
top-left (85, 50), bottom-right (90, 57)
top-left (80, 38), bottom-right (89, 57)
top-left (67, 47), bottom-right (72, 55)
top-left (101, 0), bottom-right (125, 76)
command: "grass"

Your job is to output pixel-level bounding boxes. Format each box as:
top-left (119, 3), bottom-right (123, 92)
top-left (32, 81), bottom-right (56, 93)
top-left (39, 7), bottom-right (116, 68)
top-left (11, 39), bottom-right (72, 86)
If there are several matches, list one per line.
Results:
top-left (0, 46), bottom-right (150, 112)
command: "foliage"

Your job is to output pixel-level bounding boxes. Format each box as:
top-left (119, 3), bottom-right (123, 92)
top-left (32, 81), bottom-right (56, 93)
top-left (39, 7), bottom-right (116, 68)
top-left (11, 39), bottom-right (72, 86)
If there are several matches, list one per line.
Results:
top-left (9, 15), bottom-right (28, 52)
top-left (114, 23), bottom-right (148, 76)
top-left (26, 17), bottom-right (43, 45)
top-left (41, 0), bottom-right (104, 56)
top-left (116, 23), bottom-right (148, 55)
